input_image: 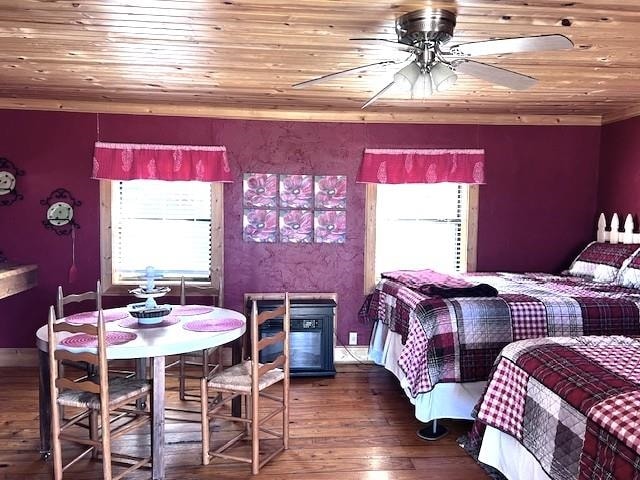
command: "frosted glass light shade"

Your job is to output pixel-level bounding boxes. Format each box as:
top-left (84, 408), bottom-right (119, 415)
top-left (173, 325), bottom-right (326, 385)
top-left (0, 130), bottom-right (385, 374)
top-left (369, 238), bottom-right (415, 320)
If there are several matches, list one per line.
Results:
top-left (393, 62), bottom-right (421, 91)
top-left (412, 72), bottom-right (433, 98)
top-left (430, 62), bottom-right (458, 91)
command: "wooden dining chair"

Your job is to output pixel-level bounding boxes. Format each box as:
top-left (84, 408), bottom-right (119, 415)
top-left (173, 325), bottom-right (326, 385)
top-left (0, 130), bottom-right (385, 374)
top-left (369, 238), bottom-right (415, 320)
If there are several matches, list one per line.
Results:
top-left (200, 293), bottom-right (290, 474)
top-left (175, 276), bottom-right (223, 401)
top-left (48, 305), bottom-right (152, 479)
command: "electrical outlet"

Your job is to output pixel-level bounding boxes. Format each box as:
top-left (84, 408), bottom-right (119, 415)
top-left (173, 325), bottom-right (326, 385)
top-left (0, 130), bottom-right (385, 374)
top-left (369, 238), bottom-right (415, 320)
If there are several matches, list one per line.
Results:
top-left (349, 331), bottom-right (358, 345)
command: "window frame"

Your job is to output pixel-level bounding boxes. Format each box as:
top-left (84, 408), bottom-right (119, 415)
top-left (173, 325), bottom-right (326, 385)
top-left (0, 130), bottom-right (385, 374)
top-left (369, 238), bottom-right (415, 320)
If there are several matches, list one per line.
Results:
top-left (99, 180), bottom-right (225, 300)
top-left (363, 183), bottom-right (479, 294)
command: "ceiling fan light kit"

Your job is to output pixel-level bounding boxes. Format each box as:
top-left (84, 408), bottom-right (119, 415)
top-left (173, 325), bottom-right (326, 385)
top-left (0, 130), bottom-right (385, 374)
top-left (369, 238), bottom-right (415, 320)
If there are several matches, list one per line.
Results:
top-left (292, 8), bottom-right (574, 108)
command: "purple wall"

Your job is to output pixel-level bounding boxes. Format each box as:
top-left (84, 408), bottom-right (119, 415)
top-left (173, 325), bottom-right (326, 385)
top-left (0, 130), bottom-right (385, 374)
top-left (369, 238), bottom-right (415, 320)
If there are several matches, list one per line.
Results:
top-left (597, 116), bottom-right (640, 218)
top-left (0, 110), bottom-right (601, 348)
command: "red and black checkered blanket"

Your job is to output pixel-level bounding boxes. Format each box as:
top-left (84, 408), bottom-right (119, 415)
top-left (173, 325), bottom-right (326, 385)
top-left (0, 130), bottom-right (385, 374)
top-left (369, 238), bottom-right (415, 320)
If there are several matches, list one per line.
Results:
top-left (363, 272), bottom-right (640, 396)
top-left (475, 336), bottom-right (640, 480)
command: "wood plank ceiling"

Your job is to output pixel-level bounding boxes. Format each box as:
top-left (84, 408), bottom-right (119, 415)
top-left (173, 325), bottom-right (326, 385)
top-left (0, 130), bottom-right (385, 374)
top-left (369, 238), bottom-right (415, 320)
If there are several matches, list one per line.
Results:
top-left (0, 0), bottom-right (639, 125)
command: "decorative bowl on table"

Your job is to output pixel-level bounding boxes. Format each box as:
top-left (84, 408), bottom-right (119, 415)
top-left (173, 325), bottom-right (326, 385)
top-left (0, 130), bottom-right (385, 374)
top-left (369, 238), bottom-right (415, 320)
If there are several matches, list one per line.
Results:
top-left (127, 302), bottom-right (173, 325)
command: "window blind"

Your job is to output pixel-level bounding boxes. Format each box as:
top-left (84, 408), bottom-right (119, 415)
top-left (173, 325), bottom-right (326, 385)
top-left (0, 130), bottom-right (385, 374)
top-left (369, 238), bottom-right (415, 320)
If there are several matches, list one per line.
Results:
top-left (375, 183), bottom-right (466, 278)
top-left (112, 180), bottom-right (212, 283)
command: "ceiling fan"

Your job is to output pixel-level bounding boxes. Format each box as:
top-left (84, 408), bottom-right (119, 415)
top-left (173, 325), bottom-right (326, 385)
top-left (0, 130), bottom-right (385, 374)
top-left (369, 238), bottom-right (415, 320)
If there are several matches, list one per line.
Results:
top-left (292, 9), bottom-right (574, 108)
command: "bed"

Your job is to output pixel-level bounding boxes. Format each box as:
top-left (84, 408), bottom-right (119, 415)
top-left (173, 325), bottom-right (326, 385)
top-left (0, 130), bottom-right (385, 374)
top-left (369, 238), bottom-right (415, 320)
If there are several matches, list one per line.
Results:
top-left (365, 213), bottom-right (640, 425)
top-left (473, 335), bottom-right (640, 480)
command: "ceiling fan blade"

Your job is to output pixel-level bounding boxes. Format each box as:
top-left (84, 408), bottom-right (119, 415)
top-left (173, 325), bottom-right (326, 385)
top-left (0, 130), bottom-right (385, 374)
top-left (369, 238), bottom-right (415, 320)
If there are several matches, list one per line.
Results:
top-left (454, 60), bottom-right (537, 90)
top-left (292, 60), bottom-right (400, 88)
top-left (350, 38), bottom-right (418, 53)
top-left (448, 34), bottom-right (573, 57)
top-left (361, 80), bottom-right (396, 109)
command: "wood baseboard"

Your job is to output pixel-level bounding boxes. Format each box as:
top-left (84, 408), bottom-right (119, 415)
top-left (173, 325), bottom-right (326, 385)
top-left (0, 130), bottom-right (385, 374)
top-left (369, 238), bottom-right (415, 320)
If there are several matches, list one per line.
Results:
top-left (334, 346), bottom-right (371, 364)
top-left (0, 348), bottom-right (38, 367)
top-left (0, 346), bottom-right (371, 367)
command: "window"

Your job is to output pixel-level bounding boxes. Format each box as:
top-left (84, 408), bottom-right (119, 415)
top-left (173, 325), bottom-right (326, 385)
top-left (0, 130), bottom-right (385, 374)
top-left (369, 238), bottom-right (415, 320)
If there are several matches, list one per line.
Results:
top-left (100, 180), bottom-right (224, 294)
top-left (364, 183), bottom-right (478, 293)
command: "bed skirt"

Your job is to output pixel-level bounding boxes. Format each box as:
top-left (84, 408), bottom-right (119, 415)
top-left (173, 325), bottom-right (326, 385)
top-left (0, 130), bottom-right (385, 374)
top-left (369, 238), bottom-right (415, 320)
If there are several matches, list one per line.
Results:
top-left (369, 320), bottom-right (485, 423)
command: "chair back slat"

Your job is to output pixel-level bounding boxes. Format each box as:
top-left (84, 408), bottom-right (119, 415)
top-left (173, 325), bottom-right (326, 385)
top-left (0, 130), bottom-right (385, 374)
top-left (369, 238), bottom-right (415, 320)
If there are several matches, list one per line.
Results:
top-left (52, 322), bottom-right (98, 336)
top-left (55, 377), bottom-right (101, 394)
top-left (54, 350), bottom-right (99, 366)
top-left (256, 332), bottom-right (286, 353)
top-left (256, 306), bottom-right (286, 327)
top-left (258, 356), bottom-right (285, 377)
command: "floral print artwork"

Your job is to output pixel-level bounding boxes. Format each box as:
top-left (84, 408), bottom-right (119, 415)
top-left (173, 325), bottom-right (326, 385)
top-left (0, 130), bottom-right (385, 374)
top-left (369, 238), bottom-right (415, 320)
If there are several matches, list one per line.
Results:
top-left (314, 175), bottom-right (347, 209)
top-left (243, 173), bottom-right (277, 208)
top-left (243, 209), bottom-right (277, 242)
top-left (279, 210), bottom-right (313, 243)
top-left (279, 174), bottom-right (313, 208)
top-left (314, 210), bottom-right (346, 244)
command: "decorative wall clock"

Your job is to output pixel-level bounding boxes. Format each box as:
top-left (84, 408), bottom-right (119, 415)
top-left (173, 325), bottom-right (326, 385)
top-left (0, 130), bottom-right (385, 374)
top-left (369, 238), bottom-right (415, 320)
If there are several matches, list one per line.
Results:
top-left (41, 188), bottom-right (81, 235)
top-left (0, 158), bottom-right (25, 206)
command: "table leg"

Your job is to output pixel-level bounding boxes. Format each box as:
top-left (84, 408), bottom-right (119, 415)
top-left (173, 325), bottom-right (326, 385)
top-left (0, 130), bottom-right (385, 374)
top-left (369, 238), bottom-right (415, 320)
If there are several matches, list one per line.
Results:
top-left (38, 348), bottom-right (51, 458)
top-left (152, 356), bottom-right (165, 480)
top-left (136, 358), bottom-right (147, 410)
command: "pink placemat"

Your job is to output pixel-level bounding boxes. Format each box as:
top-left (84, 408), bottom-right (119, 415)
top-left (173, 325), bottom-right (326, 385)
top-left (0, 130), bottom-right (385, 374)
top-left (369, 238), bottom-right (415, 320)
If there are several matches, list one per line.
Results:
top-left (65, 309), bottom-right (130, 325)
top-left (172, 305), bottom-right (215, 316)
top-left (118, 315), bottom-right (180, 329)
top-left (60, 331), bottom-right (137, 348)
top-left (183, 318), bottom-right (244, 332)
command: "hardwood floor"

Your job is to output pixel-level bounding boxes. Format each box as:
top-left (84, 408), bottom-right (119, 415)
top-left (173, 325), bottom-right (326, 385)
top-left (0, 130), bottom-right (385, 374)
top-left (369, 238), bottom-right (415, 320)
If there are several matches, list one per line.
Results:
top-left (0, 364), bottom-right (489, 479)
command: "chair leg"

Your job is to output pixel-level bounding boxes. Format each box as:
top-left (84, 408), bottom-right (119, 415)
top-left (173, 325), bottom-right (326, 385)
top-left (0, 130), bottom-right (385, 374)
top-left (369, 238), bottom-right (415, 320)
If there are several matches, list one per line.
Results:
top-left (100, 406), bottom-right (112, 479)
top-left (251, 392), bottom-right (259, 475)
top-left (200, 378), bottom-right (210, 465)
top-left (179, 355), bottom-right (186, 401)
top-left (283, 380), bottom-right (289, 450)
top-left (244, 394), bottom-right (252, 436)
top-left (89, 410), bottom-right (99, 459)
top-left (50, 401), bottom-right (63, 480)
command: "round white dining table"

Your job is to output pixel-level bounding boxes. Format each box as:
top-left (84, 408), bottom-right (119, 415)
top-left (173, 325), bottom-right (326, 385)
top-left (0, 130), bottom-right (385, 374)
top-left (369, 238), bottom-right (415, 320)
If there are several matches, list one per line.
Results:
top-left (36, 305), bottom-right (246, 480)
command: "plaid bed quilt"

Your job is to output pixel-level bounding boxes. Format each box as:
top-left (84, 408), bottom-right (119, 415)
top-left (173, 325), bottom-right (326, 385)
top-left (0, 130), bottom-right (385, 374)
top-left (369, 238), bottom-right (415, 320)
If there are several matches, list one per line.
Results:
top-left (363, 272), bottom-right (640, 396)
top-left (475, 336), bottom-right (640, 480)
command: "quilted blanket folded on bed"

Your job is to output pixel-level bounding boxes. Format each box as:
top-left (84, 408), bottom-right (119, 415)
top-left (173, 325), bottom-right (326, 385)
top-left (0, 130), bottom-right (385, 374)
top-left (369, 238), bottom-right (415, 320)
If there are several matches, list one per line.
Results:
top-left (381, 269), bottom-right (498, 297)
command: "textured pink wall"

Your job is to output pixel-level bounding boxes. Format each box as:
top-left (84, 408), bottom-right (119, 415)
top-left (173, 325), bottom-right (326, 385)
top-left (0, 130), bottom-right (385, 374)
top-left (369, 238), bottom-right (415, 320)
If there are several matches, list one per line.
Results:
top-left (0, 110), bottom-right (601, 348)
top-left (597, 116), bottom-right (640, 219)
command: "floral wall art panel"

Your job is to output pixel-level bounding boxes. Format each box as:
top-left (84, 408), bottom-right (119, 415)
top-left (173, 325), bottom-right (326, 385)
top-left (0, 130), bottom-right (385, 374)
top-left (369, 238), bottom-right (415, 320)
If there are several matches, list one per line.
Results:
top-left (243, 208), bottom-right (277, 242)
top-left (279, 209), bottom-right (313, 243)
top-left (314, 210), bottom-right (346, 244)
top-left (243, 173), bottom-right (277, 208)
top-left (314, 175), bottom-right (347, 209)
top-left (279, 174), bottom-right (313, 208)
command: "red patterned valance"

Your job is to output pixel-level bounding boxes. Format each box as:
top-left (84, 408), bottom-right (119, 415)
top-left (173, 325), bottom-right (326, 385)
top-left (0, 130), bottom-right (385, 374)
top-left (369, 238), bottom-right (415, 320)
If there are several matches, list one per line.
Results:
top-left (92, 142), bottom-right (233, 182)
top-left (357, 148), bottom-right (485, 184)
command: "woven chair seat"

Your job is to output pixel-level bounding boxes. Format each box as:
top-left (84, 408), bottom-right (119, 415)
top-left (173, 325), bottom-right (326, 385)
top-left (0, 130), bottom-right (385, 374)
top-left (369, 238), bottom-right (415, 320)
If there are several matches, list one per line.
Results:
top-left (207, 360), bottom-right (284, 393)
top-left (58, 377), bottom-right (151, 409)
